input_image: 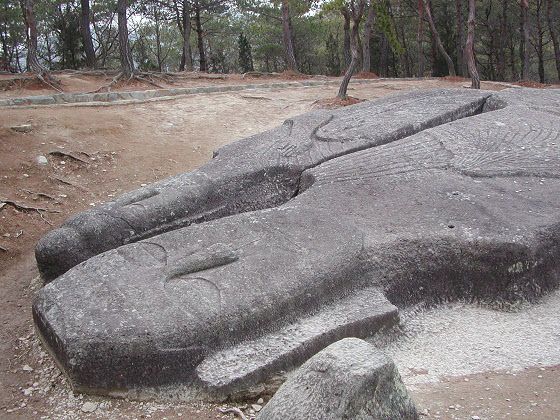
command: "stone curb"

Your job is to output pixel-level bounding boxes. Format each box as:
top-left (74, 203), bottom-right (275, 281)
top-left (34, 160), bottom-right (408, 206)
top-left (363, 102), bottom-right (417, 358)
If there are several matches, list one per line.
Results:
top-left (0, 78), bottom-right (438, 109)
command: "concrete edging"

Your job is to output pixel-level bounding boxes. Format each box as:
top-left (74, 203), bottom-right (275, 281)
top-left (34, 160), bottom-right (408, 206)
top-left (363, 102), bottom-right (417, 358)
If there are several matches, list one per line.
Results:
top-left (0, 78), bottom-right (433, 108)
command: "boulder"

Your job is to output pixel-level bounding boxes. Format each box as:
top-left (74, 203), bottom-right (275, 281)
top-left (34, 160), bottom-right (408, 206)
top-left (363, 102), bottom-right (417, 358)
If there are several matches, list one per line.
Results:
top-left (256, 338), bottom-right (418, 420)
top-left (35, 89), bottom-right (490, 280)
top-left (32, 88), bottom-right (560, 400)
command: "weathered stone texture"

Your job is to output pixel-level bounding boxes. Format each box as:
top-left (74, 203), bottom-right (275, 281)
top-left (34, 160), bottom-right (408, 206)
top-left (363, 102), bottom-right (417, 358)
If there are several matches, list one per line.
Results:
top-left (256, 338), bottom-right (418, 420)
top-left (36, 89), bottom-right (490, 280)
top-left (33, 88), bottom-right (560, 400)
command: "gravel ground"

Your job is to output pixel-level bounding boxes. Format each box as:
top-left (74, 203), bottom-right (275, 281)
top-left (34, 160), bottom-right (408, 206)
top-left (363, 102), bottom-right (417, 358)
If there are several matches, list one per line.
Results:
top-left (372, 290), bottom-right (560, 387)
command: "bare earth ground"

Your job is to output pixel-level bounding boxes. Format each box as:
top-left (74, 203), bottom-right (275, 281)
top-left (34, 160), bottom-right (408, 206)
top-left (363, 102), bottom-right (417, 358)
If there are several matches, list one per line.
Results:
top-left (1, 74), bottom-right (559, 419)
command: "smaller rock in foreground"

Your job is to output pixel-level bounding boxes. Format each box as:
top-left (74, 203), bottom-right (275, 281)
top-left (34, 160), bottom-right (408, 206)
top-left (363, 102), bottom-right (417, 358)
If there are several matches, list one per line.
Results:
top-left (257, 338), bottom-right (418, 420)
top-left (36, 155), bottom-right (48, 165)
top-left (10, 124), bottom-right (33, 133)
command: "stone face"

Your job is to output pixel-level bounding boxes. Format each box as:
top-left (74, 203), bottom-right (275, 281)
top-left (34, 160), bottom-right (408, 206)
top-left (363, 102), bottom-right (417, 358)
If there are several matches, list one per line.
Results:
top-left (256, 338), bottom-right (418, 420)
top-left (35, 89), bottom-right (490, 280)
top-left (32, 88), bottom-right (560, 400)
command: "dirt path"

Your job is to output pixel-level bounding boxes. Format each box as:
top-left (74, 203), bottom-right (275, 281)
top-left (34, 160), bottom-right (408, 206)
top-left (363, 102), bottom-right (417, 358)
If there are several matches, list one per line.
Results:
top-left (3, 78), bottom-right (559, 419)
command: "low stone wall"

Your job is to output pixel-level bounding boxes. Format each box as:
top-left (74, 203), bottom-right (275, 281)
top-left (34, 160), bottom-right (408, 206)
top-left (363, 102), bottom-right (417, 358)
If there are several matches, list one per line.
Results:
top-left (0, 78), bottom-right (392, 108)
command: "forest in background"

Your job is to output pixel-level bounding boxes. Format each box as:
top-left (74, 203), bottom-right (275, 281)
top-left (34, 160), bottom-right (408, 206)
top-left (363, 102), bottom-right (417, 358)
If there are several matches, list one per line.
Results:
top-left (1, 0), bottom-right (560, 86)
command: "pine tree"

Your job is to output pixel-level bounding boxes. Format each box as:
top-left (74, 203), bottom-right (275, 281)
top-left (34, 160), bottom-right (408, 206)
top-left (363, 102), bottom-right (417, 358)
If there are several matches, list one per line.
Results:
top-left (326, 33), bottom-right (341, 76)
top-left (238, 32), bottom-right (254, 73)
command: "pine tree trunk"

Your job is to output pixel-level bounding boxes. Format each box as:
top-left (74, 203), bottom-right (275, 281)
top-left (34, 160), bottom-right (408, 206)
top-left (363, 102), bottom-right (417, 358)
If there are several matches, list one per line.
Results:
top-left (1, 2), bottom-right (9, 67)
top-left (486, 21), bottom-right (497, 80)
top-left (536, 0), bottom-right (545, 83)
top-left (117, 0), bottom-right (134, 76)
top-left (424, 0), bottom-right (456, 76)
top-left (80, 0), bottom-right (95, 68)
top-left (466, 0), bottom-right (480, 89)
top-left (395, 2), bottom-right (412, 77)
top-left (362, 2), bottom-right (375, 72)
top-left (154, 6), bottom-right (162, 72)
top-left (21, 0), bottom-right (45, 74)
top-left (356, 24), bottom-right (363, 70)
top-left (520, 0), bottom-right (530, 79)
top-left (398, 16), bottom-right (412, 77)
top-left (194, 4), bottom-right (206, 72)
top-left (455, 0), bottom-right (465, 76)
top-left (417, 0), bottom-right (425, 77)
top-left (496, 0), bottom-right (507, 80)
top-left (45, 31), bottom-right (54, 67)
top-left (15, 46), bottom-right (22, 72)
top-left (0, 36), bottom-right (8, 70)
top-left (338, 18), bottom-right (359, 98)
top-left (430, 28), bottom-right (438, 75)
top-left (281, 0), bottom-right (297, 71)
top-left (509, 22), bottom-right (517, 79)
top-left (338, 1), bottom-right (365, 99)
top-left (343, 12), bottom-right (351, 70)
top-left (546, 0), bottom-right (560, 80)
top-left (379, 33), bottom-right (388, 76)
top-left (175, 0), bottom-right (193, 71)
top-left (182, 0), bottom-right (193, 71)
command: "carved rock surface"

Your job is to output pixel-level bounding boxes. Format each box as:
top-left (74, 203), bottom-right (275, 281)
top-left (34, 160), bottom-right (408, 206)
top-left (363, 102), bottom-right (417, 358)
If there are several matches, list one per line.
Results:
top-left (256, 338), bottom-right (418, 420)
top-left (33, 88), bottom-right (560, 400)
top-left (35, 89), bottom-right (490, 280)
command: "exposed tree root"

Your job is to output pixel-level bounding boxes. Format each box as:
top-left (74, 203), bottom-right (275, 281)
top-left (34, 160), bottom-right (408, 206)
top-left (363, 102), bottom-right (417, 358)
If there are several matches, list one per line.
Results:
top-left (49, 176), bottom-right (87, 190)
top-left (36, 209), bottom-right (54, 226)
top-left (1, 72), bottom-right (63, 92)
top-left (240, 95), bottom-right (273, 101)
top-left (134, 74), bottom-right (164, 89)
top-left (176, 71), bottom-right (227, 80)
top-left (89, 71), bottom-right (124, 93)
top-left (0, 198), bottom-right (60, 213)
top-left (242, 71), bottom-right (276, 78)
top-left (57, 69), bottom-right (115, 77)
top-left (312, 96), bottom-right (365, 109)
top-left (49, 150), bottom-right (89, 164)
top-left (140, 71), bottom-right (177, 83)
top-left (21, 189), bottom-right (57, 201)
top-left (1, 194), bottom-right (57, 225)
top-left (36, 72), bottom-right (63, 93)
top-left (89, 71), bottom-right (175, 93)
top-left (0, 76), bottom-right (28, 91)
top-left (218, 407), bottom-right (249, 420)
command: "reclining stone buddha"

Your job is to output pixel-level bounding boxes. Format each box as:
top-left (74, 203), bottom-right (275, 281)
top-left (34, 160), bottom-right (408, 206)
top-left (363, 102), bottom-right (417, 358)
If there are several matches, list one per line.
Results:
top-left (33, 88), bottom-right (560, 400)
